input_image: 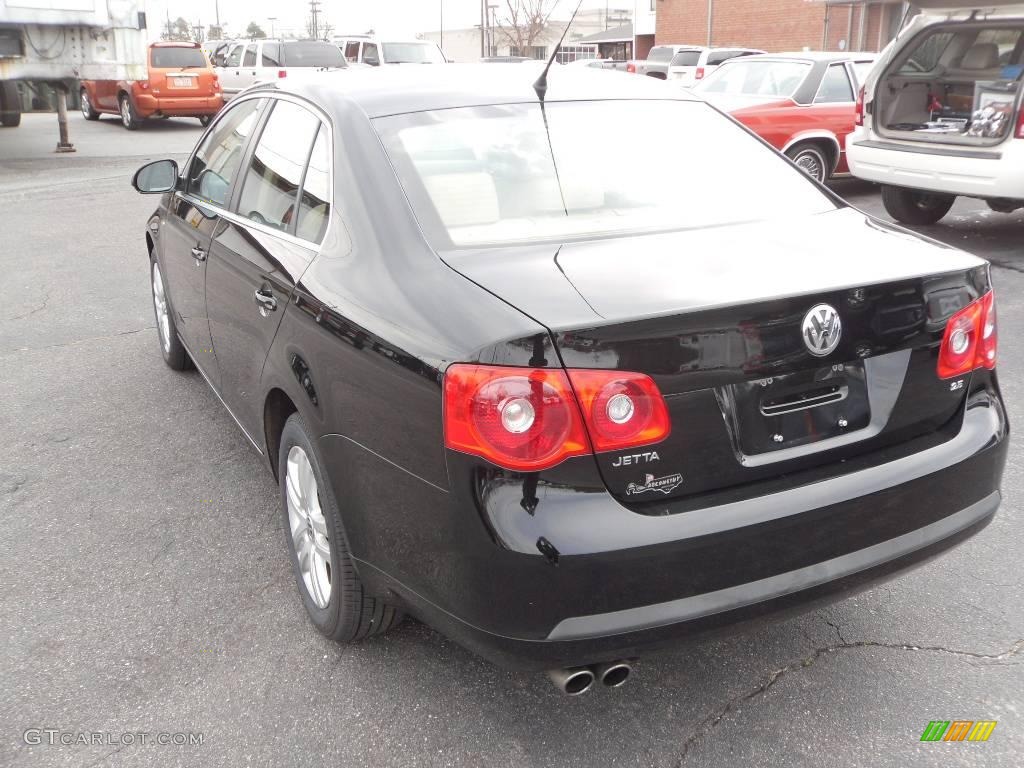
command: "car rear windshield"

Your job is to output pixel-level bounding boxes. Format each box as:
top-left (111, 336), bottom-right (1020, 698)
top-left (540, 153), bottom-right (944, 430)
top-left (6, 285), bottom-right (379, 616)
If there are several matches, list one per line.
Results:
top-left (382, 42), bottom-right (445, 63)
top-left (670, 50), bottom-right (702, 67)
top-left (695, 59), bottom-right (811, 97)
top-left (375, 100), bottom-right (835, 248)
top-left (646, 47), bottom-right (676, 62)
top-left (151, 47), bottom-right (207, 68)
top-left (282, 41), bottom-right (345, 68)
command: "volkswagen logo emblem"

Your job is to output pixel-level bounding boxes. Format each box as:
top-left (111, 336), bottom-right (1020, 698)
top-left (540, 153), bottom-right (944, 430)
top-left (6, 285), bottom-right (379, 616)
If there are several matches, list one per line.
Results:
top-left (802, 304), bottom-right (842, 357)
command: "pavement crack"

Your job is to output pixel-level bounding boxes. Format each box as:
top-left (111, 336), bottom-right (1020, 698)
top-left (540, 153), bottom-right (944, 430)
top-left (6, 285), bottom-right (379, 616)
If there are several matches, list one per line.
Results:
top-left (3, 291), bottom-right (50, 322)
top-left (676, 637), bottom-right (1023, 763)
top-left (1, 326), bottom-right (154, 356)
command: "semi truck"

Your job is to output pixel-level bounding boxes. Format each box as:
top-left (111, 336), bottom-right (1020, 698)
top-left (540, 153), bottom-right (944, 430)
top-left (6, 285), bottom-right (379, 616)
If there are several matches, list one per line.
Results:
top-left (0, 0), bottom-right (148, 142)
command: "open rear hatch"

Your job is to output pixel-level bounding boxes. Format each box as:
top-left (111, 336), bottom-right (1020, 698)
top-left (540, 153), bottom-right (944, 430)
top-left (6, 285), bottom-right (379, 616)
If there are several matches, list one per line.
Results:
top-left (872, 12), bottom-right (1024, 146)
top-left (444, 208), bottom-right (991, 509)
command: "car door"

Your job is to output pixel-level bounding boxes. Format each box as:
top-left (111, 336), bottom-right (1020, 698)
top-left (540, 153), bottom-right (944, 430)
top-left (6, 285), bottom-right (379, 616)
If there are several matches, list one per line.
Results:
top-left (205, 97), bottom-right (328, 439)
top-left (159, 97), bottom-right (267, 386)
top-left (238, 43), bottom-right (260, 90)
top-left (809, 63), bottom-right (858, 172)
top-left (219, 43), bottom-right (245, 98)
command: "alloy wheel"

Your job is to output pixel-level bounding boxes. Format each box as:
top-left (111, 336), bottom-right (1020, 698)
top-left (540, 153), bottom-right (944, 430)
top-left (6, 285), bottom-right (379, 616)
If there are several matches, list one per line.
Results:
top-left (793, 149), bottom-right (825, 183)
top-left (80, 92), bottom-right (90, 119)
top-left (286, 446), bottom-right (332, 609)
top-left (151, 262), bottom-right (171, 355)
top-left (120, 99), bottom-right (131, 128)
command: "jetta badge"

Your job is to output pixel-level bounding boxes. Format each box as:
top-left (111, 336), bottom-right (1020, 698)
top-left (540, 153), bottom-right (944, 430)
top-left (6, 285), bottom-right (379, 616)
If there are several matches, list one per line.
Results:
top-left (802, 304), bottom-right (842, 357)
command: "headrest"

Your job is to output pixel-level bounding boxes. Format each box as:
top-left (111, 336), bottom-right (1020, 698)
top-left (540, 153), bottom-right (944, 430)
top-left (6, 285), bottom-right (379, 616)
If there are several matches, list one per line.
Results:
top-left (961, 42), bottom-right (999, 70)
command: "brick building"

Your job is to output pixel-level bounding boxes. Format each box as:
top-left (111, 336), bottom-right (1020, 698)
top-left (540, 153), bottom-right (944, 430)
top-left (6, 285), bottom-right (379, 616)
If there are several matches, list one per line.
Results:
top-left (655, 0), bottom-right (909, 54)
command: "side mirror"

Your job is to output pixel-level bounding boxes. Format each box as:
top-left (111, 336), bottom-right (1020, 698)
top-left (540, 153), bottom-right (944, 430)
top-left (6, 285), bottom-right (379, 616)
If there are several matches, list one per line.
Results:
top-left (132, 159), bottom-right (179, 194)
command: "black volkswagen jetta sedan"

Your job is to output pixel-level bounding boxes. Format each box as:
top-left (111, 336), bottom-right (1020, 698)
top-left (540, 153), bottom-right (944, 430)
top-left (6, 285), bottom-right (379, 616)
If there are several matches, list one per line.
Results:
top-left (132, 65), bottom-right (1007, 694)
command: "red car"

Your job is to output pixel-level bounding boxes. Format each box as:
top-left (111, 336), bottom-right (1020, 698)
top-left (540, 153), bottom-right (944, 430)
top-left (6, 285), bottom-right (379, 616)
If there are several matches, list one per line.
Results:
top-left (80, 41), bottom-right (223, 130)
top-left (694, 53), bottom-right (876, 183)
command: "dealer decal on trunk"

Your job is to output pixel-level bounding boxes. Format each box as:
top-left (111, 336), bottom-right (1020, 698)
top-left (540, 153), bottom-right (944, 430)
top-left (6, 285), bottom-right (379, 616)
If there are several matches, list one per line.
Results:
top-left (626, 473), bottom-right (683, 496)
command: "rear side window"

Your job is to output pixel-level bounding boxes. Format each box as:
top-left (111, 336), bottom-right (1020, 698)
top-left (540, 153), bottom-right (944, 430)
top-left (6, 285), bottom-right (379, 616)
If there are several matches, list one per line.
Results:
top-left (363, 42), bottom-right (380, 65)
top-left (261, 42), bottom-right (282, 67)
top-left (237, 100), bottom-right (320, 233)
top-left (897, 30), bottom-right (953, 73)
top-left (187, 98), bottom-right (265, 207)
top-left (814, 64), bottom-right (854, 103)
top-left (296, 127), bottom-right (331, 244)
top-left (151, 47), bottom-right (207, 68)
top-left (670, 50), bottom-right (702, 67)
top-left (344, 41), bottom-right (360, 61)
top-left (281, 41), bottom-right (345, 68)
top-left (243, 44), bottom-right (257, 67)
top-left (647, 46), bottom-right (675, 63)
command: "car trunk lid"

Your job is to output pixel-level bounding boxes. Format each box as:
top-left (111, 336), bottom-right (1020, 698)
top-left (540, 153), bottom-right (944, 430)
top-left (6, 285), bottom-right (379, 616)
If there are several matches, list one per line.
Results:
top-left (443, 207), bottom-right (989, 506)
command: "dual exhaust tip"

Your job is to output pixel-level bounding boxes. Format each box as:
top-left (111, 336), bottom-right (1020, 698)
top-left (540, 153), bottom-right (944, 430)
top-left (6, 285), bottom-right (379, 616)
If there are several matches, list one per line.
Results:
top-left (547, 660), bottom-right (632, 695)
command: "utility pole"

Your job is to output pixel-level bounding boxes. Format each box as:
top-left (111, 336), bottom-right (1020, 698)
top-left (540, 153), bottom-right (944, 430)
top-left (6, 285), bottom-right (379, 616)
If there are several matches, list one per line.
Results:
top-left (479, 0), bottom-right (485, 57)
top-left (309, 0), bottom-right (321, 40)
top-left (440, 0), bottom-right (443, 51)
top-left (215, 0), bottom-right (220, 28)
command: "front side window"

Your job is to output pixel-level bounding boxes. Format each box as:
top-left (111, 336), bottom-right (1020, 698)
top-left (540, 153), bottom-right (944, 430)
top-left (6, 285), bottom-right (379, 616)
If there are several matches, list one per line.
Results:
top-left (376, 100), bottom-right (834, 248)
top-left (151, 47), bottom-right (207, 69)
top-left (186, 98), bottom-right (265, 207)
top-left (363, 43), bottom-right (380, 65)
top-left (815, 63), bottom-right (854, 103)
top-left (344, 41), bottom-right (360, 61)
top-left (696, 59), bottom-right (811, 98)
top-left (226, 44), bottom-right (242, 67)
top-left (237, 100), bottom-right (320, 233)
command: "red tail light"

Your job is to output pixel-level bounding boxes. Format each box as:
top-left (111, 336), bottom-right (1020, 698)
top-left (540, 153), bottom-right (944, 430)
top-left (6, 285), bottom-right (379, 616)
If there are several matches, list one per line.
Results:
top-left (278, 69), bottom-right (288, 78)
top-left (855, 86), bottom-right (865, 126)
top-left (626, 62), bottom-right (636, 74)
top-left (695, 66), bottom-right (705, 80)
top-left (212, 75), bottom-right (221, 91)
top-left (566, 370), bottom-right (671, 452)
top-left (1016, 104), bottom-right (1024, 139)
top-left (937, 291), bottom-right (997, 379)
top-left (443, 365), bottom-right (670, 471)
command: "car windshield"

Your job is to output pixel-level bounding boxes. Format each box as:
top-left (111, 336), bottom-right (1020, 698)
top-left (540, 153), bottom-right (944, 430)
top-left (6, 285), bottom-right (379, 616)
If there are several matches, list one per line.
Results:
top-left (382, 42), bottom-right (445, 63)
top-left (151, 47), bottom-right (207, 68)
top-left (282, 41), bottom-right (345, 68)
top-left (695, 59), bottom-right (812, 97)
top-left (375, 100), bottom-right (835, 248)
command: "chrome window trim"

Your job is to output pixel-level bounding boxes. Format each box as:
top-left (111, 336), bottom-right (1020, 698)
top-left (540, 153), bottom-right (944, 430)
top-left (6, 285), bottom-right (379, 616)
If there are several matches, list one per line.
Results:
top-left (178, 90), bottom-right (335, 253)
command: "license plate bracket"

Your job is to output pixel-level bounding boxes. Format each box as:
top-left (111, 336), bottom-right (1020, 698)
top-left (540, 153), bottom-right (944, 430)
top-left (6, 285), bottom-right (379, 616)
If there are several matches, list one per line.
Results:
top-left (718, 361), bottom-right (871, 455)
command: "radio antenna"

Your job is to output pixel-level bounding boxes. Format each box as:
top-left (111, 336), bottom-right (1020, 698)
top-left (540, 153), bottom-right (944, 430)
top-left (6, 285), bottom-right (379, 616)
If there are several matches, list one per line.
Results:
top-left (533, 0), bottom-right (584, 101)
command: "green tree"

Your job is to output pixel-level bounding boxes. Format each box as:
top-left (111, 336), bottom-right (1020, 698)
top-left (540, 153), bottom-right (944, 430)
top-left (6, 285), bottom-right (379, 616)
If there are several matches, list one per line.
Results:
top-left (246, 22), bottom-right (266, 40)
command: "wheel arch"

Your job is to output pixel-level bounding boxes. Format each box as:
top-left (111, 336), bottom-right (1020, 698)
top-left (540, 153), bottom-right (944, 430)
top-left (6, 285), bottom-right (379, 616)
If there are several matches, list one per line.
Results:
top-left (782, 132), bottom-right (842, 174)
top-left (264, 387), bottom-right (299, 481)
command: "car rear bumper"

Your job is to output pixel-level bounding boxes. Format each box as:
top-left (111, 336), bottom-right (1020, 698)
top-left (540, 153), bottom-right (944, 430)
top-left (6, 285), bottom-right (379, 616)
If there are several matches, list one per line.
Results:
top-left (134, 93), bottom-right (223, 117)
top-left (848, 127), bottom-right (1024, 199)
top-left (335, 387), bottom-right (1007, 671)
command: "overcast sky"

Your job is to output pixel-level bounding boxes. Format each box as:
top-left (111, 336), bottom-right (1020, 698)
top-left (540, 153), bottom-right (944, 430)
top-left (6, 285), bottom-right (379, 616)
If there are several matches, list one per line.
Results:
top-left (144, 0), bottom-right (622, 41)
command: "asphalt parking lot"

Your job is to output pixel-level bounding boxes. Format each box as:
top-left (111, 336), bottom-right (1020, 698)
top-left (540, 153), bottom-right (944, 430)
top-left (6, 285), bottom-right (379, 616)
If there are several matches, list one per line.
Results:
top-left (1, 112), bottom-right (1022, 767)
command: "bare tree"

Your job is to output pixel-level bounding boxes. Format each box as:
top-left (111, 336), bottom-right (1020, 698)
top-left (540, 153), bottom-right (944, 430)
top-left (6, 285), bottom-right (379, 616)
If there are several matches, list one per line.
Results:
top-left (495, 0), bottom-right (558, 55)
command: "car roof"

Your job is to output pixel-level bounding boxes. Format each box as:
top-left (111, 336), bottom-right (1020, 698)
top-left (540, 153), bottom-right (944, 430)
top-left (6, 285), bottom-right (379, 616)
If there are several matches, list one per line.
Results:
top-left (151, 41), bottom-right (200, 48)
top-left (256, 63), bottom-right (698, 119)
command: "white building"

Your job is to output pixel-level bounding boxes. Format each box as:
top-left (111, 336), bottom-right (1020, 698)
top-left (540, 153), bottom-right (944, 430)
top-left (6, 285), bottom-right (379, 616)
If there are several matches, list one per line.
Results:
top-left (633, 0), bottom-right (656, 60)
top-left (424, 7), bottom-right (631, 63)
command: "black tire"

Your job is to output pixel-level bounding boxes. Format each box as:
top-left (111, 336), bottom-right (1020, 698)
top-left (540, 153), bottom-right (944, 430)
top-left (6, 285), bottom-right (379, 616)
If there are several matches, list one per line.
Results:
top-left (786, 142), bottom-right (830, 184)
top-left (149, 257), bottom-right (189, 371)
top-left (0, 81), bottom-right (21, 127)
top-left (119, 93), bottom-right (141, 130)
top-left (198, 115), bottom-right (211, 127)
top-left (80, 88), bottom-right (100, 120)
top-left (881, 185), bottom-right (956, 225)
top-left (279, 413), bottom-right (403, 642)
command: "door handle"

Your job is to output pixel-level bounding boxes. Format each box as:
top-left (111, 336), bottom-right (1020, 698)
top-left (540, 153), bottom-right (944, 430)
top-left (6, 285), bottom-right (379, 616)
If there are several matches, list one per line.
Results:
top-left (191, 246), bottom-right (207, 262)
top-left (254, 288), bottom-right (278, 315)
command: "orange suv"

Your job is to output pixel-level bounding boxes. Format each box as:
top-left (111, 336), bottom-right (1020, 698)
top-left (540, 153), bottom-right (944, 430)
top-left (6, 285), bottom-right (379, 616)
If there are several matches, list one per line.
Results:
top-left (81, 41), bottom-right (223, 130)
